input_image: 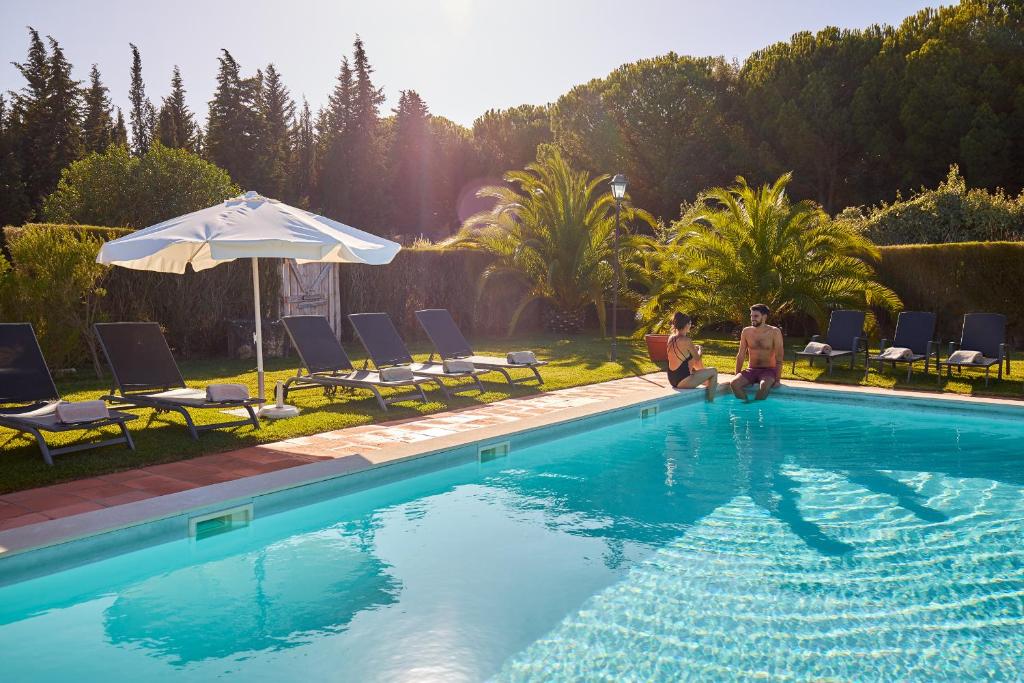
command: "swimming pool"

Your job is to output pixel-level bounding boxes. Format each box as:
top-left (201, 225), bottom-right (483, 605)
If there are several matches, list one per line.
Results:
top-left (1, 390), bottom-right (1023, 681)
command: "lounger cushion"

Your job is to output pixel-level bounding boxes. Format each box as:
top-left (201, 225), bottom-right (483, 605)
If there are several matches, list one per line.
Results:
top-left (56, 400), bottom-right (110, 424)
top-left (146, 388), bottom-right (211, 406)
top-left (206, 383), bottom-right (250, 402)
top-left (946, 349), bottom-right (983, 365)
top-left (380, 366), bottom-right (415, 382)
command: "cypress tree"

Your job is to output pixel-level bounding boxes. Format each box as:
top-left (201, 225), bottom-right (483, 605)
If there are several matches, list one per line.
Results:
top-left (289, 97), bottom-right (316, 206)
top-left (11, 28), bottom-right (52, 216)
top-left (156, 65), bottom-right (197, 150)
top-left (82, 64), bottom-right (114, 153)
top-left (0, 95), bottom-right (31, 226)
top-left (389, 89), bottom-right (432, 235)
top-left (261, 63), bottom-right (294, 198)
top-left (128, 43), bottom-right (155, 155)
top-left (111, 107), bottom-right (128, 147)
top-left (44, 36), bottom-right (84, 187)
top-left (346, 35), bottom-right (385, 229)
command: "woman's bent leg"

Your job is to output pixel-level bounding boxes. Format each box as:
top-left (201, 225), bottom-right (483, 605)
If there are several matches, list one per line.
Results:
top-left (677, 368), bottom-right (719, 401)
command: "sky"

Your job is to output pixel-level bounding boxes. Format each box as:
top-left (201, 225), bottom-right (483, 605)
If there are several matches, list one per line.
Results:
top-left (0, 0), bottom-right (939, 128)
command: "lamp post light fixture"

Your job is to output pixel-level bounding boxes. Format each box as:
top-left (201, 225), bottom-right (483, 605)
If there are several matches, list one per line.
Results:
top-left (609, 173), bottom-right (627, 362)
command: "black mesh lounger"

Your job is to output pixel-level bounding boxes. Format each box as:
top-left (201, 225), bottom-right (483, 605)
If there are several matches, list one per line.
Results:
top-left (792, 310), bottom-right (868, 375)
top-left (348, 313), bottom-right (486, 399)
top-left (865, 311), bottom-right (939, 381)
top-left (0, 323), bottom-right (136, 465)
top-left (938, 313), bottom-right (1009, 387)
top-left (415, 308), bottom-right (547, 386)
top-left (93, 322), bottom-right (260, 439)
top-left (281, 315), bottom-right (430, 411)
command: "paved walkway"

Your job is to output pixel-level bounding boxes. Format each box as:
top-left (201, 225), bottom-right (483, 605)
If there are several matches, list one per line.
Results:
top-left (0, 374), bottom-right (674, 532)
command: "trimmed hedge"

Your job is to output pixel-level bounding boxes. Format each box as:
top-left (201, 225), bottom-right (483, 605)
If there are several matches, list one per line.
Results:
top-left (338, 248), bottom-right (539, 340)
top-left (2, 224), bottom-right (279, 366)
top-left (874, 242), bottom-right (1024, 343)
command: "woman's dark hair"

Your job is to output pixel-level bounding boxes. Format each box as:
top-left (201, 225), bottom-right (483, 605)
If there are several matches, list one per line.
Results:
top-left (671, 312), bottom-right (691, 331)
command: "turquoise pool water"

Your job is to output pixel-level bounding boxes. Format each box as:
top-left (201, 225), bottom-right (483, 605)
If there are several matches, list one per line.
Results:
top-left (1, 393), bottom-right (1023, 681)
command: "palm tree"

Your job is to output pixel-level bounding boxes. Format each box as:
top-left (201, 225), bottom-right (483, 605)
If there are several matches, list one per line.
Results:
top-left (454, 146), bottom-right (654, 335)
top-left (632, 173), bottom-right (901, 333)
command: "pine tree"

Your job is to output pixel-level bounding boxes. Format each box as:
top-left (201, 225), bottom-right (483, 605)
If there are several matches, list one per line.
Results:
top-left (111, 107), bottom-right (128, 147)
top-left (205, 50), bottom-right (264, 190)
top-left (389, 89), bottom-right (433, 234)
top-left (44, 36), bottom-right (84, 186)
top-left (82, 64), bottom-right (114, 153)
top-left (289, 98), bottom-right (316, 206)
top-left (156, 65), bottom-right (197, 150)
top-left (315, 56), bottom-right (354, 215)
top-left (128, 43), bottom-right (155, 155)
top-left (317, 37), bottom-right (386, 229)
top-left (260, 63), bottom-right (294, 198)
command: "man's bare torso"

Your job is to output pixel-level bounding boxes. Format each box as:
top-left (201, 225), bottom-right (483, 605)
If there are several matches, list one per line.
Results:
top-left (742, 324), bottom-right (780, 369)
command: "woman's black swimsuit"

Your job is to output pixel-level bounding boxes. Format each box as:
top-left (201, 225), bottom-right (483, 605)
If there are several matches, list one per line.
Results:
top-left (667, 341), bottom-right (693, 387)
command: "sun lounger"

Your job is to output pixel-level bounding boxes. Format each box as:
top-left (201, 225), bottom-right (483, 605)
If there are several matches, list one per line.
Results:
top-left (348, 313), bottom-right (486, 399)
top-left (0, 323), bottom-right (136, 464)
top-left (939, 313), bottom-right (1009, 386)
top-left (415, 308), bottom-right (546, 386)
top-left (280, 315), bottom-right (431, 410)
top-left (792, 310), bottom-right (868, 375)
top-left (865, 311), bottom-right (939, 381)
top-left (93, 322), bottom-right (260, 439)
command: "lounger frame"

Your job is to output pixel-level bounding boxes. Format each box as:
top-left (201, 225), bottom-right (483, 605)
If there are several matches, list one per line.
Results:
top-left (792, 310), bottom-right (868, 375)
top-left (937, 313), bottom-right (1010, 387)
top-left (94, 322), bottom-right (260, 440)
top-left (348, 313), bottom-right (486, 399)
top-left (0, 323), bottom-right (136, 464)
top-left (415, 308), bottom-right (546, 386)
top-left (281, 315), bottom-right (431, 411)
top-left (865, 311), bottom-right (940, 382)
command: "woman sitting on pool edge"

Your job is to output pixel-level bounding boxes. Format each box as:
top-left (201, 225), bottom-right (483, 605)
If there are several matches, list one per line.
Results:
top-left (666, 312), bottom-right (719, 401)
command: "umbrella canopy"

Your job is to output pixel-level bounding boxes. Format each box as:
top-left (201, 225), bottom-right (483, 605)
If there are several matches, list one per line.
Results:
top-left (97, 191), bottom-right (401, 405)
top-left (97, 190), bottom-right (400, 272)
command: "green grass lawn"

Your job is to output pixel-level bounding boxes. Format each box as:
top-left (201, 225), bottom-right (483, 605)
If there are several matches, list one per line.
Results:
top-left (2, 332), bottom-right (1021, 493)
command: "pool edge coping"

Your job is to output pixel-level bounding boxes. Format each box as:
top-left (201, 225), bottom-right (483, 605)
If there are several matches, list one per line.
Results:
top-left (3, 375), bottom-right (1024, 571)
top-left (0, 375), bottom-right (692, 563)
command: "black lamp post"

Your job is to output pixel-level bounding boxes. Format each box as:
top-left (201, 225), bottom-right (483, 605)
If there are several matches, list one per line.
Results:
top-left (609, 173), bottom-right (627, 362)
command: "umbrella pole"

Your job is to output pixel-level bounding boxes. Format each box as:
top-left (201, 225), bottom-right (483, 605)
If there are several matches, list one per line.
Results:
top-left (252, 257), bottom-right (265, 404)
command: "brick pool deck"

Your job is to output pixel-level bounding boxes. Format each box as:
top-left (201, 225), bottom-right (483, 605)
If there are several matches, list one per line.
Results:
top-left (0, 373), bottom-right (679, 532)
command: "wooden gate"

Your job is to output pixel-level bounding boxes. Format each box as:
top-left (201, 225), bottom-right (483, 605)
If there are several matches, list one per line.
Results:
top-left (280, 261), bottom-right (342, 337)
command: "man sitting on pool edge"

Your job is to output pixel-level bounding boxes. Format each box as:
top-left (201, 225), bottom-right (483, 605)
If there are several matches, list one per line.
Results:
top-left (731, 303), bottom-right (784, 401)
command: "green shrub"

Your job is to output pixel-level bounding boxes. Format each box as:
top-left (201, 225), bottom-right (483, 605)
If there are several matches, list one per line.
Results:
top-left (839, 166), bottom-right (1024, 246)
top-left (1, 224), bottom-right (111, 373)
top-left (43, 143), bottom-right (239, 228)
top-left (874, 242), bottom-right (1024, 343)
top-left (338, 248), bottom-right (537, 340)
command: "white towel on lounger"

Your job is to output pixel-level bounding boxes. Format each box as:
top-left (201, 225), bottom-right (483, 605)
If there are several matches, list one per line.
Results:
top-left (442, 359), bottom-right (475, 373)
top-left (506, 350), bottom-right (537, 365)
top-left (55, 400), bottom-right (109, 424)
top-left (206, 383), bottom-right (250, 402)
top-left (380, 365), bottom-right (415, 382)
top-left (802, 341), bottom-right (832, 355)
top-left (879, 346), bottom-right (913, 361)
top-left (947, 349), bottom-right (983, 365)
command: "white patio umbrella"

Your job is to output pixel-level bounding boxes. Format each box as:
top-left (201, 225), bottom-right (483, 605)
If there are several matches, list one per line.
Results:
top-left (97, 191), bottom-right (401, 413)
